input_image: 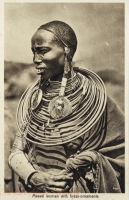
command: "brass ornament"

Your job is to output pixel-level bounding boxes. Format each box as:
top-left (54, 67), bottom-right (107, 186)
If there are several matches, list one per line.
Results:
top-left (48, 96), bottom-right (72, 119)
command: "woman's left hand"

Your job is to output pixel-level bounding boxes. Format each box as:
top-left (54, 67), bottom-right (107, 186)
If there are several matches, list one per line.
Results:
top-left (65, 150), bottom-right (98, 172)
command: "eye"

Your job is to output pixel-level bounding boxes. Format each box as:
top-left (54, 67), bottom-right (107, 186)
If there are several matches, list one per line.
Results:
top-left (31, 47), bottom-right (50, 55)
top-left (40, 47), bottom-right (51, 55)
top-left (39, 50), bottom-right (49, 55)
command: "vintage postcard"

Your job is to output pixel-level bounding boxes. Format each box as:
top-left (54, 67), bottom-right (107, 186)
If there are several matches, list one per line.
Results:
top-left (1, 0), bottom-right (129, 200)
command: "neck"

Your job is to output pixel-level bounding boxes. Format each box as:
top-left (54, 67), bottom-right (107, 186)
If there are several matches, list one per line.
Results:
top-left (50, 64), bottom-right (75, 82)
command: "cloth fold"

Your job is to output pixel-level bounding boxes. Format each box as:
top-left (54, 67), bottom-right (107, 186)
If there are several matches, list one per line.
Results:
top-left (64, 150), bottom-right (123, 193)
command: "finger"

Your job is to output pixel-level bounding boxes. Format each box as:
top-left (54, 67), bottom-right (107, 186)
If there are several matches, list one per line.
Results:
top-left (67, 172), bottom-right (73, 176)
top-left (48, 181), bottom-right (67, 188)
top-left (54, 174), bottom-right (73, 181)
top-left (64, 184), bottom-right (71, 192)
top-left (46, 183), bottom-right (71, 192)
top-left (46, 186), bottom-right (67, 193)
top-left (59, 171), bottom-right (73, 176)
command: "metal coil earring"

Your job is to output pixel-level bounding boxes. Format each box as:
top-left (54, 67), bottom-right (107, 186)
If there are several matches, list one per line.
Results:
top-left (48, 51), bottom-right (72, 120)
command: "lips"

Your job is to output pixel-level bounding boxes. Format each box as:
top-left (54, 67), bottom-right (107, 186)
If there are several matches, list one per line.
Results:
top-left (36, 67), bottom-right (47, 75)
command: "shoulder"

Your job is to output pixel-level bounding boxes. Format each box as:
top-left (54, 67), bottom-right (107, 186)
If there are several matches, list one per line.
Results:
top-left (75, 67), bottom-right (124, 117)
top-left (106, 95), bottom-right (124, 120)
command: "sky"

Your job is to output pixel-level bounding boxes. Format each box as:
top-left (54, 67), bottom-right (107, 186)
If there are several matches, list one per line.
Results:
top-left (4, 3), bottom-right (124, 72)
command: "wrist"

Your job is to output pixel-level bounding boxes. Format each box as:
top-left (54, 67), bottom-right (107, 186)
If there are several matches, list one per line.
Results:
top-left (29, 171), bottom-right (39, 184)
top-left (29, 171), bottom-right (47, 186)
top-left (26, 171), bottom-right (39, 185)
top-left (9, 151), bottom-right (38, 183)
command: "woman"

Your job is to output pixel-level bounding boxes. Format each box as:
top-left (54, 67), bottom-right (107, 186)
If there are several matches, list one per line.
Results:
top-left (9, 21), bottom-right (124, 193)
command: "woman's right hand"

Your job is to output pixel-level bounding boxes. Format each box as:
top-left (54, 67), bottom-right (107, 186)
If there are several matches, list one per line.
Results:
top-left (29, 170), bottom-right (73, 192)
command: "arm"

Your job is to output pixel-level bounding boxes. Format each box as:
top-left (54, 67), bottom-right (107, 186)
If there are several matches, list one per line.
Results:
top-left (65, 150), bottom-right (98, 172)
top-left (9, 150), bottom-right (38, 186)
top-left (8, 132), bottom-right (38, 186)
top-left (9, 132), bottom-right (73, 192)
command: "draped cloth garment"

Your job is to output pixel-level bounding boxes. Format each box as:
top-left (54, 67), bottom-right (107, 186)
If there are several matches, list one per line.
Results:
top-left (27, 97), bottom-right (124, 193)
top-left (11, 69), bottom-right (124, 193)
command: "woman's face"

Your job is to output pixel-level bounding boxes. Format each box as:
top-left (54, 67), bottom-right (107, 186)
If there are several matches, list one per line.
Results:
top-left (31, 29), bottom-right (65, 80)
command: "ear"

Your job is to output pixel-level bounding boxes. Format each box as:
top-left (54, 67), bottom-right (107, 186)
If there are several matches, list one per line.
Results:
top-left (64, 47), bottom-right (72, 62)
top-left (64, 47), bottom-right (70, 55)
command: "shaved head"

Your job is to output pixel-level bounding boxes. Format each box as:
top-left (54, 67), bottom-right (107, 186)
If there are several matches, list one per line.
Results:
top-left (38, 20), bottom-right (77, 58)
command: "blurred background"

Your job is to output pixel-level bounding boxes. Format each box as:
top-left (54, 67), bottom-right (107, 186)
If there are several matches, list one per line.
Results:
top-left (4, 3), bottom-right (124, 192)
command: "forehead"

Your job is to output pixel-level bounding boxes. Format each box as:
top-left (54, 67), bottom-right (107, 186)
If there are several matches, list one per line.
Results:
top-left (31, 29), bottom-right (56, 46)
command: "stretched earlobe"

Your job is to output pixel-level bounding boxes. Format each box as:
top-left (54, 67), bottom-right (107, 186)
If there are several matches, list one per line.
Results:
top-left (64, 47), bottom-right (70, 54)
top-left (64, 57), bottom-right (70, 75)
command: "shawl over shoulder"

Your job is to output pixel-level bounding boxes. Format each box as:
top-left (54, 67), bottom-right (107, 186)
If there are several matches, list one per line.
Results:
top-left (64, 96), bottom-right (124, 193)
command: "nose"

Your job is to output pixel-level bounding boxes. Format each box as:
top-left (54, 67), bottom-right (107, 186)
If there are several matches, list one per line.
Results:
top-left (33, 52), bottom-right (42, 65)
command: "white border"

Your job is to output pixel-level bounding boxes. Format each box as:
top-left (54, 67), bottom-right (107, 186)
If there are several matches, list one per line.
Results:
top-left (1, 0), bottom-right (129, 200)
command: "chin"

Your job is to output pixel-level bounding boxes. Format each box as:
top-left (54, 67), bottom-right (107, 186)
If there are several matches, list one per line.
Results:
top-left (40, 72), bottom-right (63, 81)
top-left (40, 74), bottom-right (51, 80)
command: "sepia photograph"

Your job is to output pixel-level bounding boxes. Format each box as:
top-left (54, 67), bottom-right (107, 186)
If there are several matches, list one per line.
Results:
top-left (2, 1), bottom-right (128, 199)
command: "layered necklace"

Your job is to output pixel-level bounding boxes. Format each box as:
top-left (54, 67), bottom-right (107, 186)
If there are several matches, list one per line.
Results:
top-left (16, 67), bottom-right (107, 146)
